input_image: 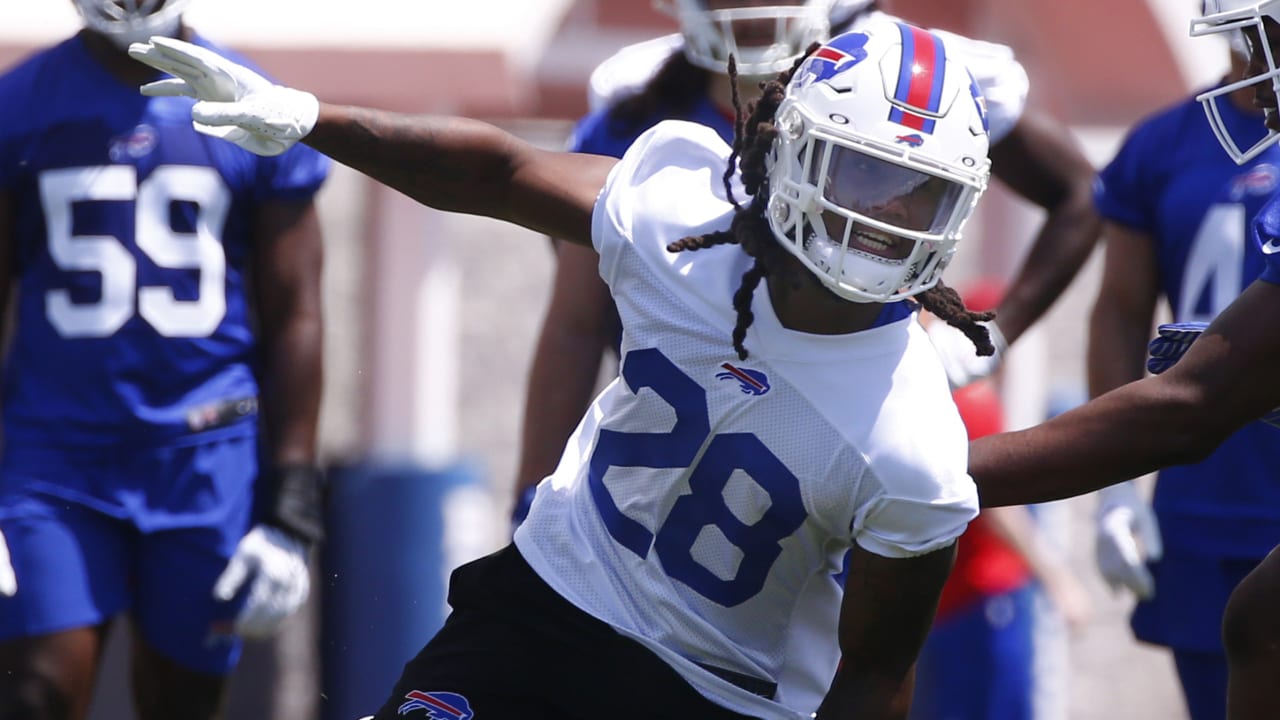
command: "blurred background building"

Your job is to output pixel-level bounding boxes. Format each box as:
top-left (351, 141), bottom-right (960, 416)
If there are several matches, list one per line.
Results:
top-left (0, 1), bottom-right (1228, 718)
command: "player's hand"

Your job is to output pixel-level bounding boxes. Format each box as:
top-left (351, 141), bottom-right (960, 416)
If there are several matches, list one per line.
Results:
top-left (213, 524), bottom-right (311, 638)
top-left (128, 36), bottom-right (318, 156)
top-left (926, 319), bottom-right (1007, 390)
top-left (1094, 481), bottom-right (1162, 600)
top-left (1146, 322), bottom-right (1207, 375)
top-left (0, 526), bottom-right (15, 597)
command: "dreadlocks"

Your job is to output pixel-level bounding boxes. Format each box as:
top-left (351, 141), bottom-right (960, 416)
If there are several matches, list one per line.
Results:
top-left (666, 47), bottom-right (995, 361)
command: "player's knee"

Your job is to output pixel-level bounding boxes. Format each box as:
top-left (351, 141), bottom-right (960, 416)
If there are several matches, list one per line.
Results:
top-left (0, 671), bottom-right (75, 720)
top-left (1223, 563), bottom-right (1280, 664)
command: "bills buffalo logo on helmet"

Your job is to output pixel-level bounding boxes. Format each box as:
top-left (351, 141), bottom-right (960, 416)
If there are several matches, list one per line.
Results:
top-left (716, 362), bottom-right (771, 396)
top-left (792, 32), bottom-right (870, 90)
top-left (397, 690), bottom-right (474, 719)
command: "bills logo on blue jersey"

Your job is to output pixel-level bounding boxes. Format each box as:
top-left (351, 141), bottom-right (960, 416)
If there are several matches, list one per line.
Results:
top-left (793, 32), bottom-right (869, 90)
top-left (716, 362), bottom-right (770, 396)
top-left (1230, 164), bottom-right (1279, 200)
top-left (108, 124), bottom-right (158, 162)
top-left (895, 134), bottom-right (924, 148)
top-left (397, 690), bottom-right (474, 719)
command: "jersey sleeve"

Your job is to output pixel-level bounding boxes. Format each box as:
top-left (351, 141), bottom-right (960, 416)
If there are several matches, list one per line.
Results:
top-left (249, 144), bottom-right (331, 204)
top-left (587, 34), bottom-right (684, 113)
top-left (591, 121), bottom-right (732, 288)
top-left (1094, 120), bottom-right (1162, 233)
top-left (852, 465), bottom-right (977, 559)
top-left (932, 28), bottom-right (1028, 144)
top-left (846, 341), bottom-right (979, 559)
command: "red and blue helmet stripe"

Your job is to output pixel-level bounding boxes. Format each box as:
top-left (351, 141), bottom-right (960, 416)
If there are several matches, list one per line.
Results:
top-left (888, 23), bottom-right (947, 134)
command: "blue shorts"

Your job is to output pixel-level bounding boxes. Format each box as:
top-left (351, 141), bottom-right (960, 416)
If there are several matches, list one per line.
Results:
top-left (0, 431), bottom-right (258, 675)
top-left (910, 585), bottom-right (1035, 720)
top-left (1131, 551), bottom-right (1261, 652)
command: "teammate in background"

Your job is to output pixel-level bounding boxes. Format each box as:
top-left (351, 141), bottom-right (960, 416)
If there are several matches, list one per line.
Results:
top-left (130, 20), bottom-right (999, 719)
top-left (912, 284), bottom-right (1090, 720)
top-left (0, 2), bottom-right (329, 719)
top-left (1087, 29), bottom-right (1280, 719)
top-left (512, 0), bottom-right (1099, 524)
top-left (965, 10), bottom-right (1280, 720)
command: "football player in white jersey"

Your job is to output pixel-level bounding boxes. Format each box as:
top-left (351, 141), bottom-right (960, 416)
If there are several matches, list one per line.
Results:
top-left (130, 20), bottom-right (996, 720)
top-left (583, 0), bottom-right (1099, 385)
top-left (513, 0), bottom-right (1098, 542)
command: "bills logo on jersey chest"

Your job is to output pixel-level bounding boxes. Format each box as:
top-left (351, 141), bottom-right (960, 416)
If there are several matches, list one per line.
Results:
top-left (716, 362), bottom-right (771, 396)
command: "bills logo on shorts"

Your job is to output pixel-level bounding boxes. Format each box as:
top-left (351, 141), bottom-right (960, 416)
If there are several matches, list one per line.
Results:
top-left (397, 690), bottom-right (474, 719)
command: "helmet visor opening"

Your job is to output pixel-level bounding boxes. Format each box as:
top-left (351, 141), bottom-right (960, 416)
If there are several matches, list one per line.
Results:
top-left (680, 2), bottom-right (829, 73)
top-left (815, 143), bottom-right (968, 234)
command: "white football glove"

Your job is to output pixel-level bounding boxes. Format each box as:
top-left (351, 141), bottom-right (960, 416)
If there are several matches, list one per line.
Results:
top-left (128, 36), bottom-right (318, 157)
top-left (926, 319), bottom-right (1007, 390)
top-left (0, 526), bottom-right (15, 597)
top-left (1095, 481), bottom-right (1163, 600)
top-left (213, 525), bottom-right (311, 638)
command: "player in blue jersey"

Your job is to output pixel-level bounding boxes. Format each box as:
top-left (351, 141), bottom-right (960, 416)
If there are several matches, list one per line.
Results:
top-left (968, 7), bottom-right (1280, 717)
top-left (512, 0), bottom-right (1100, 525)
top-left (1087, 27), bottom-right (1280, 718)
top-left (130, 21), bottom-right (1002, 719)
top-left (0, 2), bottom-right (330, 719)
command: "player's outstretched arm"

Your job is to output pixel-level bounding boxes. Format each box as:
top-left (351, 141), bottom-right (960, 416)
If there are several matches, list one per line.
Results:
top-left (818, 542), bottom-right (955, 719)
top-left (128, 37), bottom-right (614, 247)
top-left (971, 279), bottom-right (1280, 508)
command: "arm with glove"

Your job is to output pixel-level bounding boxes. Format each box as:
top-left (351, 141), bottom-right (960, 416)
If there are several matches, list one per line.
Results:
top-left (1086, 221), bottom-right (1166, 599)
top-left (212, 149), bottom-right (327, 639)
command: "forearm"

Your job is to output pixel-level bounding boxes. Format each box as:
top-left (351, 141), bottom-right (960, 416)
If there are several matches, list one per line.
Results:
top-left (816, 668), bottom-right (914, 720)
top-left (1086, 301), bottom-right (1150, 400)
top-left (822, 543), bottom-right (955, 719)
top-left (994, 190), bottom-right (1100, 344)
top-left (260, 312), bottom-right (323, 465)
top-left (972, 376), bottom-right (1220, 507)
top-left (305, 104), bottom-right (525, 222)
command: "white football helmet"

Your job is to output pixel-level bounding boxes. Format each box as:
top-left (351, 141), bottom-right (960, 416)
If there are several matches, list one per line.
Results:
top-left (72, 0), bottom-right (191, 50)
top-left (654, 0), bottom-right (834, 76)
top-left (829, 0), bottom-right (876, 31)
top-left (766, 22), bottom-right (991, 303)
top-left (1193, 0), bottom-right (1280, 164)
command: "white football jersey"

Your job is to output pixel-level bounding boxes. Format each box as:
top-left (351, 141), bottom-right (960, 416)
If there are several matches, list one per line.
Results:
top-left (586, 11), bottom-right (1029, 144)
top-left (514, 121), bottom-right (978, 719)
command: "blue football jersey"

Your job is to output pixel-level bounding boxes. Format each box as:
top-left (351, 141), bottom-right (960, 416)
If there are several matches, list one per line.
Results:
top-left (1096, 90), bottom-right (1280, 557)
top-left (1254, 189), bottom-right (1280, 285)
top-left (0, 34), bottom-right (330, 447)
top-left (568, 94), bottom-right (735, 157)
